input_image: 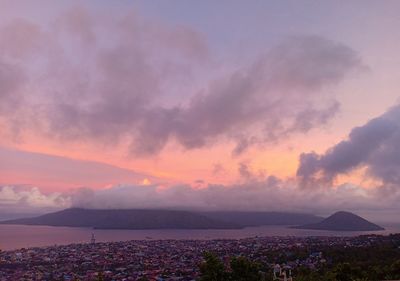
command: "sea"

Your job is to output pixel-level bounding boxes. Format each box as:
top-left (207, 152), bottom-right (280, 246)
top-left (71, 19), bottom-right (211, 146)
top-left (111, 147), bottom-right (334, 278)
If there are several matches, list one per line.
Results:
top-left (1, 224), bottom-right (400, 251)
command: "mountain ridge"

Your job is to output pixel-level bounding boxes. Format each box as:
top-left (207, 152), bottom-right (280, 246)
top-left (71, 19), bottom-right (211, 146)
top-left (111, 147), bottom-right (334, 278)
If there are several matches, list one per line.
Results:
top-left (202, 211), bottom-right (323, 227)
top-left (0, 208), bottom-right (239, 230)
top-left (0, 208), bottom-right (323, 229)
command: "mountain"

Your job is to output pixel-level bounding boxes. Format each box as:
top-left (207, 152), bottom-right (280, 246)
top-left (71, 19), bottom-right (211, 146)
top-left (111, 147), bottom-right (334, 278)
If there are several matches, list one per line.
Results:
top-left (0, 209), bottom-right (324, 230)
top-left (0, 208), bottom-right (240, 229)
top-left (293, 211), bottom-right (384, 231)
top-left (202, 211), bottom-right (323, 227)
top-left (0, 212), bottom-right (43, 221)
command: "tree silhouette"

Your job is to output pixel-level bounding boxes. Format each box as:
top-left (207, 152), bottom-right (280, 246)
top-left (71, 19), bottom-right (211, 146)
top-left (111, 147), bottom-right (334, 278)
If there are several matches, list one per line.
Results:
top-left (199, 252), bottom-right (228, 281)
top-left (229, 256), bottom-right (263, 281)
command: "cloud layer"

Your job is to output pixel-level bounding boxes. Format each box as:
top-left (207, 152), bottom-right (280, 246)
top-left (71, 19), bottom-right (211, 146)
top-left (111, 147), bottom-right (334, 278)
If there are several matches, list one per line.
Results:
top-left (1, 176), bottom-right (397, 221)
top-left (2, 140), bottom-right (399, 221)
top-left (0, 146), bottom-right (154, 191)
top-left (4, 5), bottom-right (395, 222)
top-left (0, 185), bottom-right (68, 212)
top-left (0, 7), bottom-right (363, 156)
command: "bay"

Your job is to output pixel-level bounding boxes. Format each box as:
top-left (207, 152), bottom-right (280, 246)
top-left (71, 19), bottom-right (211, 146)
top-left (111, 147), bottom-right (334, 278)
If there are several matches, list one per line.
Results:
top-left (1, 224), bottom-right (399, 251)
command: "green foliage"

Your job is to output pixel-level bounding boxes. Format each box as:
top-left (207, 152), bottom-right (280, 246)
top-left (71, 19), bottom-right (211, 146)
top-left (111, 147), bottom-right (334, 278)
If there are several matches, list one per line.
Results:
top-left (333, 263), bottom-right (355, 281)
top-left (229, 256), bottom-right (263, 281)
top-left (199, 252), bottom-right (266, 281)
top-left (199, 235), bottom-right (400, 281)
top-left (199, 252), bottom-right (228, 281)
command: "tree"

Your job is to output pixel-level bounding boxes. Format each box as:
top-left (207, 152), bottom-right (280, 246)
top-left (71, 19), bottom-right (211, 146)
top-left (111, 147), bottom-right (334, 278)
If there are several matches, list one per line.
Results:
top-left (199, 252), bottom-right (228, 281)
top-left (388, 259), bottom-right (400, 279)
top-left (96, 271), bottom-right (104, 281)
top-left (229, 256), bottom-right (263, 281)
top-left (198, 253), bottom-right (267, 281)
top-left (333, 263), bottom-right (356, 281)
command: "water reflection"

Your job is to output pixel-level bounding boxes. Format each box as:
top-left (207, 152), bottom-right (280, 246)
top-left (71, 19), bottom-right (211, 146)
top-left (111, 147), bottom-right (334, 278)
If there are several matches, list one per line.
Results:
top-left (0, 224), bottom-right (399, 251)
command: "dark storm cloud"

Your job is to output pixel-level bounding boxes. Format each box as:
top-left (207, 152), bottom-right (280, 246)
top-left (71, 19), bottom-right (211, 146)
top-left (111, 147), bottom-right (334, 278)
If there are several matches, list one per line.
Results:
top-left (297, 104), bottom-right (400, 187)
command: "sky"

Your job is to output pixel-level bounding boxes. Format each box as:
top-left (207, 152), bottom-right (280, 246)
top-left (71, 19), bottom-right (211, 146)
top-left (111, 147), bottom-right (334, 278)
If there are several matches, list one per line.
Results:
top-left (1, 0), bottom-right (400, 222)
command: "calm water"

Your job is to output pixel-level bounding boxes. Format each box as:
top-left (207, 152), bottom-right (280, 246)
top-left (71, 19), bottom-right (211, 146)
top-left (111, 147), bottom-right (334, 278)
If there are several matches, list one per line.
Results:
top-left (1, 224), bottom-right (399, 251)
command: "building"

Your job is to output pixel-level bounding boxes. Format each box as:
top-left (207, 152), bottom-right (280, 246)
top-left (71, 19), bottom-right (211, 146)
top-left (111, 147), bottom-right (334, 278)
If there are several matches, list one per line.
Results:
top-left (91, 233), bottom-right (96, 245)
top-left (273, 264), bottom-right (293, 281)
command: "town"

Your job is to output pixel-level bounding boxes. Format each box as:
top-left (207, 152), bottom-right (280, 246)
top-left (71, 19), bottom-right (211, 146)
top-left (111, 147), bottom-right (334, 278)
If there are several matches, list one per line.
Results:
top-left (1, 234), bottom-right (399, 281)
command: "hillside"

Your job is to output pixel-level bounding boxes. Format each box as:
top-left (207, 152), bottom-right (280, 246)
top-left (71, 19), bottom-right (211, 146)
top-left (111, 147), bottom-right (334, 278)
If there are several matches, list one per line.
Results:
top-left (0, 209), bottom-right (325, 230)
top-left (293, 211), bottom-right (384, 231)
top-left (0, 208), bottom-right (240, 230)
top-left (202, 211), bottom-right (323, 226)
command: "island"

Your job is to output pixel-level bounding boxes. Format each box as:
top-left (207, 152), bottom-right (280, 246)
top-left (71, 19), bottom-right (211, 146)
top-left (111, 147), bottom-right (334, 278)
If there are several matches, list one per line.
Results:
top-left (0, 208), bottom-right (323, 230)
top-left (292, 211), bottom-right (384, 231)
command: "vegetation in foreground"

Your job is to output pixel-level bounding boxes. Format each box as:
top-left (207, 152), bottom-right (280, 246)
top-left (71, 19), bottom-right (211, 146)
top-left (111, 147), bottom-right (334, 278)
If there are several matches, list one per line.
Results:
top-left (198, 234), bottom-right (400, 281)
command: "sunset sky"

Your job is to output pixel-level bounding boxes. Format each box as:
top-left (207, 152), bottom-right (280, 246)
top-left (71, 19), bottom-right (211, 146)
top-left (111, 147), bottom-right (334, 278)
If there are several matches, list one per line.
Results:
top-left (1, 1), bottom-right (400, 221)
